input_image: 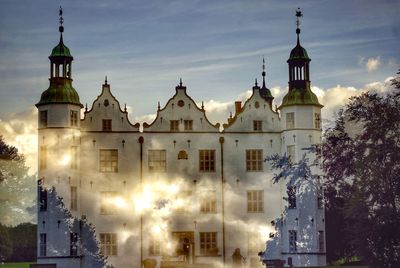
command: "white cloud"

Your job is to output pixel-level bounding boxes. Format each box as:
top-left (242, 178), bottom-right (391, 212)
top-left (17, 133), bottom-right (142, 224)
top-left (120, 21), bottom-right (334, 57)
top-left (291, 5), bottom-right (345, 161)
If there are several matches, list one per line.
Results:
top-left (361, 56), bottom-right (382, 72)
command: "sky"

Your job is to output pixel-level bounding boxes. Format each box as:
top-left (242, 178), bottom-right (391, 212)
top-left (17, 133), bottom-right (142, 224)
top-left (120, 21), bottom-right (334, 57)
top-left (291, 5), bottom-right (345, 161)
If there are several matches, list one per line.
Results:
top-left (0, 0), bottom-right (399, 175)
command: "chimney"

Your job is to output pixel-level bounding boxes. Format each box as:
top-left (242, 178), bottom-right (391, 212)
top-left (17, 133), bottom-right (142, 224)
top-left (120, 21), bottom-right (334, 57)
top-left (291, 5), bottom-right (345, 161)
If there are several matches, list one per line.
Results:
top-left (235, 101), bottom-right (242, 114)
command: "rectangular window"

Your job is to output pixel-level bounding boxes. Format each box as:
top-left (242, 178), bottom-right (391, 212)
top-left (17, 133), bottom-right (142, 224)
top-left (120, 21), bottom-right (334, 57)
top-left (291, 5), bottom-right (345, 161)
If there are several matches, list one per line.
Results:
top-left (99, 149), bottom-right (118, 172)
top-left (253, 120), bottom-right (262, 131)
top-left (39, 188), bottom-right (47, 212)
top-left (148, 238), bottom-right (161, 255)
top-left (315, 113), bottom-right (321, 129)
top-left (200, 191), bottom-right (217, 213)
top-left (100, 191), bottom-right (118, 215)
top-left (318, 231), bottom-right (325, 252)
top-left (70, 186), bottom-right (77, 211)
top-left (246, 149), bottom-right (263, 171)
top-left (175, 191), bottom-right (192, 213)
top-left (70, 233), bottom-right (78, 256)
top-left (287, 145), bottom-right (296, 162)
top-left (184, 120), bottom-right (193, 131)
top-left (170, 120), bottom-right (179, 131)
top-left (287, 186), bottom-right (296, 209)
top-left (70, 110), bottom-right (78, 127)
top-left (286, 112), bottom-right (295, 129)
top-left (148, 150), bottom-right (166, 172)
top-left (40, 146), bottom-right (47, 170)
top-left (200, 232), bottom-right (217, 255)
top-left (70, 146), bottom-right (78, 169)
top-left (100, 233), bottom-right (118, 256)
top-left (199, 150), bottom-right (215, 172)
top-left (40, 233), bottom-right (47, 257)
top-left (289, 230), bottom-right (297, 252)
top-left (102, 119), bottom-right (112, 131)
top-left (317, 192), bottom-right (324, 209)
top-left (247, 190), bottom-right (264, 213)
top-left (40, 111), bottom-right (48, 128)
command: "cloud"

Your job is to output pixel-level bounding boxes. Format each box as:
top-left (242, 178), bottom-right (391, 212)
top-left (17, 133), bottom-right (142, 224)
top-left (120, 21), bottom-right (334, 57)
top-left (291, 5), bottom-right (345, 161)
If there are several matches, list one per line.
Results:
top-left (0, 107), bottom-right (38, 174)
top-left (360, 56), bottom-right (382, 72)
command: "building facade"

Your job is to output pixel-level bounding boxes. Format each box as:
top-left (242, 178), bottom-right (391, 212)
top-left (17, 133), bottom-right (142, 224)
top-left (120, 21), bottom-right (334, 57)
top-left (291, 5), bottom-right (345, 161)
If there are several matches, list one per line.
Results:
top-left (35, 9), bottom-right (326, 268)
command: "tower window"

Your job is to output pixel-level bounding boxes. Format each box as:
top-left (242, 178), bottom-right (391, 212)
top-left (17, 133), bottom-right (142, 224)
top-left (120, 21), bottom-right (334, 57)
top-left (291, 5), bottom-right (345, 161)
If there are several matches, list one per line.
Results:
top-left (247, 190), bottom-right (264, 213)
top-left (287, 145), bottom-right (296, 162)
top-left (70, 186), bottom-right (77, 211)
top-left (70, 146), bottom-right (78, 169)
top-left (39, 111), bottom-right (48, 128)
top-left (246, 149), bottom-right (263, 171)
top-left (99, 149), bottom-right (118, 172)
top-left (70, 233), bottom-right (78, 256)
top-left (170, 120), bottom-right (179, 131)
top-left (318, 231), bottom-right (325, 252)
top-left (253, 120), bottom-right (262, 131)
top-left (100, 191), bottom-right (118, 215)
top-left (102, 119), bottom-right (112, 131)
top-left (289, 230), bottom-right (297, 252)
top-left (40, 233), bottom-right (47, 257)
top-left (286, 112), bottom-right (295, 129)
top-left (39, 188), bottom-right (47, 211)
top-left (184, 120), bottom-right (193, 131)
top-left (287, 186), bottom-right (296, 209)
top-left (70, 110), bottom-right (78, 127)
top-left (100, 233), bottom-right (118, 256)
top-left (199, 150), bottom-right (215, 172)
top-left (200, 232), bottom-right (217, 255)
top-left (314, 113), bottom-right (321, 129)
top-left (40, 146), bottom-right (47, 170)
top-left (148, 150), bottom-right (166, 172)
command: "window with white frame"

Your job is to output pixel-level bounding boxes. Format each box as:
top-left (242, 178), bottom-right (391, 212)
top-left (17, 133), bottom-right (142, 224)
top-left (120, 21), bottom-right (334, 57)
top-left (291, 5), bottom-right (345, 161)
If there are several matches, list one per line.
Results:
top-left (40, 233), bottom-right (47, 256)
top-left (100, 191), bottom-right (118, 215)
top-left (100, 233), bottom-right (118, 256)
top-left (148, 150), bottom-right (166, 172)
top-left (200, 190), bottom-right (216, 213)
top-left (199, 150), bottom-right (215, 172)
top-left (39, 110), bottom-right (48, 128)
top-left (253, 120), bottom-right (262, 131)
top-left (102, 119), bottom-right (112, 131)
top-left (170, 120), bottom-right (179, 131)
top-left (286, 112), bottom-right (295, 129)
top-left (200, 232), bottom-right (218, 255)
top-left (70, 146), bottom-right (78, 169)
top-left (148, 238), bottom-right (161, 255)
top-left (184, 120), bottom-right (193, 131)
top-left (246, 149), bottom-right (263, 171)
top-left (247, 190), bottom-right (264, 213)
top-left (70, 186), bottom-right (77, 211)
top-left (315, 113), bottom-right (321, 129)
top-left (289, 230), bottom-right (297, 252)
top-left (70, 110), bottom-right (78, 127)
top-left (99, 149), bottom-right (118, 172)
top-left (287, 145), bottom-right (296, 162)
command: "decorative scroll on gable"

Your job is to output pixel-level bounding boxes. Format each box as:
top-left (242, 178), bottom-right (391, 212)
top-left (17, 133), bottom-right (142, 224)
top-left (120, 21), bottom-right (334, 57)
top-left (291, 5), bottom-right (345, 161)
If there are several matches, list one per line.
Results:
top-left (223, 86), bottom-right (281, 132)
top-left (81, 80), bottom-right (139, 132)
top-left (143, 81), bottom-right (220, 132)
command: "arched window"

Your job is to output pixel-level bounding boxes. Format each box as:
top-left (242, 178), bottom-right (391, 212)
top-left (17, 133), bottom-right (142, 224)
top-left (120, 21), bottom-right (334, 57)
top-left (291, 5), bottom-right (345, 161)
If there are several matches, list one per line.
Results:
top-left (178, 150), bottom-right (188, 160)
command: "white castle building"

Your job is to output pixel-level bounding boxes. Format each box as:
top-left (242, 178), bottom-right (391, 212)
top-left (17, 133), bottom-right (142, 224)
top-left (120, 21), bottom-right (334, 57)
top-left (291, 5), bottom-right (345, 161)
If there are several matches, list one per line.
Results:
top-left (35, 9), bottom-right (326, 268)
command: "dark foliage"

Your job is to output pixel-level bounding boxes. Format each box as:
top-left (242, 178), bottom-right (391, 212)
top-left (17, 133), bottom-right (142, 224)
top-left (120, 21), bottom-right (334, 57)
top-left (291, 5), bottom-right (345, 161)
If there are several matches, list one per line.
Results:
top-left (319, 71), bottom-right (400, 267)
top-left (8, 222), bottom-right (37, 262)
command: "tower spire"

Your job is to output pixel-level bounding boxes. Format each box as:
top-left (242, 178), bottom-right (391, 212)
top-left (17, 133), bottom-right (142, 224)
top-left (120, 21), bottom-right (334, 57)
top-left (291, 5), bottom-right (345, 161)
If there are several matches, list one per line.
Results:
top-left (58, 6), bottom-right (64, 44)
top-left (295, 8), bottom-right (303, 46)
top-left (262, 57), bottom-right (266, 88)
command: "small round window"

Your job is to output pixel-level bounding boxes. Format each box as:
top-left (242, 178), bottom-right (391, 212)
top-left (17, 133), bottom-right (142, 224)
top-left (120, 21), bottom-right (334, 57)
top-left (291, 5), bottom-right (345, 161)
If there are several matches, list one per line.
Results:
top-left (178, 100), bottom-right (185, 107)
top-left (104, 99), bottom-right (109, 107)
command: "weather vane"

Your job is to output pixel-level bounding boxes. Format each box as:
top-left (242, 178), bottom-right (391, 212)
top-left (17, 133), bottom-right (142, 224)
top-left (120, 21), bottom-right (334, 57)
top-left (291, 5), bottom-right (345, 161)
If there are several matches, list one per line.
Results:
top-left (295, 8), bottom-right (303, 29)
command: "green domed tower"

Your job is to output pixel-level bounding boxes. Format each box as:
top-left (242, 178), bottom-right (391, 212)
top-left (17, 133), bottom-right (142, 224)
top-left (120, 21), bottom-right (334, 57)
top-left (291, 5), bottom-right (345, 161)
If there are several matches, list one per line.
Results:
top-left (36, 8), bottom-right (82, 108)
top-left (279, 9), bottom-right (322, 109)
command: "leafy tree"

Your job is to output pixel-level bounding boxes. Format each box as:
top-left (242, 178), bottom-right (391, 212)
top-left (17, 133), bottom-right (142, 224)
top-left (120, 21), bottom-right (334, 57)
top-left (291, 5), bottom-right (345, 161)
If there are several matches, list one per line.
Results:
top-left (319, 72), bottom-right (400, 267)
top-left (0, 136), bottom-right (36, 225)
top-left (0, 223), bottom-right (12, 262)
top-left (8, 222), bottom-right (37, 262)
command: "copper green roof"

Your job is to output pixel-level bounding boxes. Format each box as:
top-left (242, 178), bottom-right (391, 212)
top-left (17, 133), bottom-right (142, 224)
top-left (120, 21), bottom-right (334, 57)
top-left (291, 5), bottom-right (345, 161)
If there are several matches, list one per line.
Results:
top-left (280, 87), bottom-right (322, 108)
top-left (50, 42), bottom-right (72, 57)
top-left (36, 79), bottom-right (82, 107)
top-left (289, 44), bottom-right (310, 61)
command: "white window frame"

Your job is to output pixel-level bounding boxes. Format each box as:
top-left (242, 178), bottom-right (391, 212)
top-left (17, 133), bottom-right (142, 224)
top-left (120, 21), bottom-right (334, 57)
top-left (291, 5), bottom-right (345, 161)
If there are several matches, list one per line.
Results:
top-left (199, 150), bottom-right (216, 172)
top-left (99, 149), bottom-right (118, 173)
top-left (286, 112), bottom-right (295, 129)
top-left (247, 190), bottom-right (264, 213)
top-left (148, 150), bottom-right (167, 172)
top-left (100, 233), bottom-right (118, 256)
top-left (246, 149), bottom-right (263, 171)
